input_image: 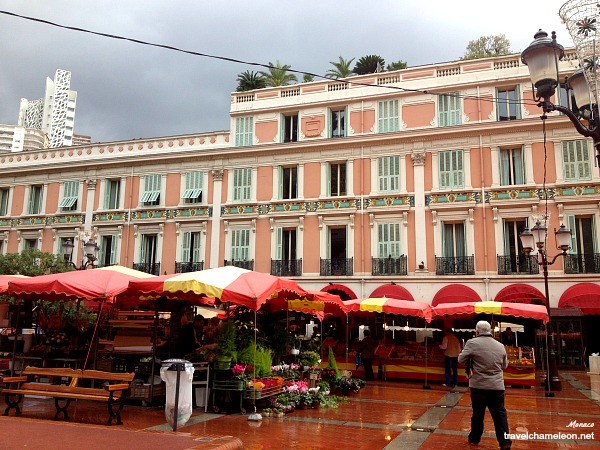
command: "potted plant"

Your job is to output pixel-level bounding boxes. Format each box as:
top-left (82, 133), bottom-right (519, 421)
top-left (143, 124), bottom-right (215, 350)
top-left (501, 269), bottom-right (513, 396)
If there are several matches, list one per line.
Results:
top-left (231, 363), bottom-right (248, 389)
top-left (215, 319), bottom-right (236, 369)
top-left (298, 350), bottom-right (320, 369)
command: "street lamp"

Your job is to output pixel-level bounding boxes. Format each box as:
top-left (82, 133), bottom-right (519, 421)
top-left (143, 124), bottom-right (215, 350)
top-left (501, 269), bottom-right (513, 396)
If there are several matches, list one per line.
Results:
top-left (521, 28), bottom-right (600, 167)
top-left (519, 221), bottom-right (571, 396)
top-left (63, 238), bottom-right (99, 270)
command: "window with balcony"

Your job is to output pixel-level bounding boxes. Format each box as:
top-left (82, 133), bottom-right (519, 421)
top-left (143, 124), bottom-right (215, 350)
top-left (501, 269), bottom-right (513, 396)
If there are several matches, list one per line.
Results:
top-left (438, 92), bottom-right (461, 127)
top-left (182, 171), bottom-right (203, 204)
top-left (563, 140), bottom-right (591, 181)
top-left (330, 108), bottom-right (346, 138)
top-left (439, 150), bottom-right (464, 190)
top-left (564, 215), bottom-right (599, 273)
top-left (282, 113), bottom-right (299, 143)
top-left (496, 86), bottom-right (521, 121)
top-left (99, 235), bottom-right (118, 267)
top-left (497, 219), bottom-right (538, 275)
top-left (328, 162), bottom-right (347, 197)
top-left (141, 174), bottom-right (161, 206)
top-left (233, 168), bottom-right (252, 202)
top-left (28, 185), bottom-right (43, 215)
top-left (58, 181), bottom-right (79, 211)
top-left (378, 156), bottom-right (400, 193)
top-left (499, 147), bottom-right (525, 186)
top-left (436, 221), bottom-right (474, 274)
top-left (321, 226), bottom-right (352, 276)
top-left (279, 166), bottom-right (298, 200)
top-left (272, 227), bottom-right (301, 276)
top-left (177, 231), bottom-right (203, 273)
top-left (104, 179), bottom-right (121, 209)
top-left (134, 234), bottom-right (160, 275)
top-left (0, 188), bottom-right (8, 216)
top-left (372, 222), bottom-right (406, 275)
top-left (235, 116), bottom-right (254, 147)
top-left (228, 228), bottom-right (252, 269)
top-left (378, 99), bottom-right (400, 133)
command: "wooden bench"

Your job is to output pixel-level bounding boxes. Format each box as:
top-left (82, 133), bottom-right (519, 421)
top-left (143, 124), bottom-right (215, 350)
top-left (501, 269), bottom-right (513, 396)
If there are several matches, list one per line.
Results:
top-left (1, 366), bottom-right (135, 425)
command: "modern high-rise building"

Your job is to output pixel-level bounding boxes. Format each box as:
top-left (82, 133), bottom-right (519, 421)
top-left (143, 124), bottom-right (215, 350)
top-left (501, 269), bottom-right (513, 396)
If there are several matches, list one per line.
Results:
top-left (17, 69), bottom-right (77, 148)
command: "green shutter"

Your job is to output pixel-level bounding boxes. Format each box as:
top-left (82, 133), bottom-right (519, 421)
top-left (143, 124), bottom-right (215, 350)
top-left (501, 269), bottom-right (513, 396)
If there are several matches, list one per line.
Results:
top-left (182, 232), bottom-right (191, 262)
top-left (568, 215), bottom-right (578, 253)
top-left (276, 227), bottom-right (283, 260)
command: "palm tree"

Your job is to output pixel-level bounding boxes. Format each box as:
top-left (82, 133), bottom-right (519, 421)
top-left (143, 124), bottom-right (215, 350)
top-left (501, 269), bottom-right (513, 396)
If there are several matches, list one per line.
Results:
top-left (387, 60), bottom-right (407, 71)
top-left (353, 55), bottom-right (386, 75)
top-left (259, 60), bottom-right (298, 87)
top-left (326, 56), bottom-right (355, 79)
top-left (236, 71), bottom-right (266, 92)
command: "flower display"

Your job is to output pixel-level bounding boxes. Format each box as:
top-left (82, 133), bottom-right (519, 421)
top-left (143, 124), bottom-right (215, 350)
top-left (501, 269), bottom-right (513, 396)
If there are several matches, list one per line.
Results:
top-left (231, 363), bottom-right (248, 381)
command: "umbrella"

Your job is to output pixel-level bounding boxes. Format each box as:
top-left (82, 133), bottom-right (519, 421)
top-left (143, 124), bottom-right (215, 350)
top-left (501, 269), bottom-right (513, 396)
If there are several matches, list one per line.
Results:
top-left (266, 290), bottom-right (347, 318)
top-left (432, 301), bottom-right (549, 323)
top-left (6, 265), bottom-right (156, 307)
top-left (345, 297), bottom-right (433, 322)
top-left (122, 266), bottom-right (309, 310)
top-left (0, 275), bottom-right (29, 294)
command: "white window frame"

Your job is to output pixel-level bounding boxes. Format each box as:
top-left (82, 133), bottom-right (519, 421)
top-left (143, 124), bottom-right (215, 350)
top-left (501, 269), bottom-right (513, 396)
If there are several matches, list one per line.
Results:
top-left (229, 227), bottom-right (252, 261)
top-left (140, 174), bottom-right (162, 206)
top-left (378, 99), bottom-right (400, 133)
top-left (377, 156), bottom-right (401, 193)
top-left (438, 92), bottom-right (461, 127)
top-left (180, 229), bottom-right (205, 263)
top-left (329, 107), bottom-right (347, 138)
top-left (0, 187), bottom-right (10, 217)
top-left (102, 178), bottom-right (122, 210)
top-left (27, 184), bottom-right (45, 215)
top-left (496, 85), bottom-right (521, 121)
top-left (235, 116), bottom-right (254, 147)
top-left (58, 181), bottom-right (80, 211)
top-left (562, 140), bottom-right (591, 181)
top-left (97, 232), bottom-right (120, 267)
top-left (328, 162), bottom-right (347, 197)
top-left (232, 168), bottom-right (253, 202)
top-left (181, 171), bottom-right (205, 205)
top-left (134, 225), bottom-right (162, 267)
top-left (499, 146), bottom-right (525, 186)
top-left (281, 113), bottom-right (299, 143)
top-left (438, 150), bottom-right (464, 190)
top-left (433, 210), bottom-right (474, 260)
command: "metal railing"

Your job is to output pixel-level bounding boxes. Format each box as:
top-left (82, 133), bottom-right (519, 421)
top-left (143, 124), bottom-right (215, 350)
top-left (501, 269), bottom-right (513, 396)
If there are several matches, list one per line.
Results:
top-left (133, 262), bottom-right (161, 275)
top-left (271, 259), bottom-right (302, 277)
top-left (224, 259), bottom-right (254, 270)
top-left (435, 256), bottom-right (475, 275)
top-left (563, 253), bottom-right (600, 274)
top-left (320, 257), bottom-right (353, 276)
top-left (497, 255), bottom-right (539, 275)
top-left (371, 256), bottom-right (407, 276)
top-left (175, 261), bottom-right (204, 273)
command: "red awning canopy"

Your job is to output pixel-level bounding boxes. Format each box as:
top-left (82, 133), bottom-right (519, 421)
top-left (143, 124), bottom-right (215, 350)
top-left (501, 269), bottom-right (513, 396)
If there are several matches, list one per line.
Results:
top-left (369, 284), bottom-right (414, 301)
top-left (0, 275), bottom-right (29, 294)
top-left (558, 283), bottom-right (600, 315)
top-left (494, 284), bottom-right (545, 305)
top-left (321, 284), bottom-right (357, 300)
top-left (432, 284), bottom-right (481, 306)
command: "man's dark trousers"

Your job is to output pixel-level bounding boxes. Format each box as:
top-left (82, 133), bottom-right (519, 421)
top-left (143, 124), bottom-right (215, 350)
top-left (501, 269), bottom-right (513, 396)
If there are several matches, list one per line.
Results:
top-left (468, 388), bottom-right (512, 448)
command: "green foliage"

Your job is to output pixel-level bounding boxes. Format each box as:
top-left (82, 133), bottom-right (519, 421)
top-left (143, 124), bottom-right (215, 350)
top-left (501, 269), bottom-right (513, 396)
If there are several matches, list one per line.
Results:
top-left (302, 74), bottom-right (314, 83)
top-left (216, 319), bottom-right (237, 360)
top-left (259, 60), bottom-right (298, 87)
top-left (327, 346), bottom-right (339, 376)
top-left (236, 70), bottom-right (266, 92)
top-left (326, 56), bottom-right (355, 79)
top-left (0, 248), bottom-right (73, 276)
top-left (353, 55), bottom-right (385, 75)
top-left (387, 60), bottom-right (407, 71)
top-left (298, 350), bottom-right (320, 367)
top-left (461, 34), bottom-right (511, 60)
top-left (236, 343), bottom-right (272, 377)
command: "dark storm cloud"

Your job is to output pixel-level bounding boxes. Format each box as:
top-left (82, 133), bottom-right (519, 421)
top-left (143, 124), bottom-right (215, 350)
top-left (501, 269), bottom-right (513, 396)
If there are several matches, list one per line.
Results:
top-left (0, 1), bottom-right (569, 143)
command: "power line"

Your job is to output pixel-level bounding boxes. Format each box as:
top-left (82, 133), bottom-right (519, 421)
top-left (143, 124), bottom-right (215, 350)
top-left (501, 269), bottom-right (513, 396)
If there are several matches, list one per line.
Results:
top-left (0, 9), bottom-right (540, 108)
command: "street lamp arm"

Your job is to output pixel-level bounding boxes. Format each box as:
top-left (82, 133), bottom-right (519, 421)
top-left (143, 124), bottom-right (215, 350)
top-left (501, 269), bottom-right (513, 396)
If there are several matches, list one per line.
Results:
top-left (545, 251), bottom-right (567, 267)
top-left (541, 102), bottom-right (597, 139)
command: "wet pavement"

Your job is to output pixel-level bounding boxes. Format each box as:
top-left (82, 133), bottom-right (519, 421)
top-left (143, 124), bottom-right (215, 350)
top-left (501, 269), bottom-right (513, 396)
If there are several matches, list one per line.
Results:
top-left (0, 371), bottom-right (599, 449)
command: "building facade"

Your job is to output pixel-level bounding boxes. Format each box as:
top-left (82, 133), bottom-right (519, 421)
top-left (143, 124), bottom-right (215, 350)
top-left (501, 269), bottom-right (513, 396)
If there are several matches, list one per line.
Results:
top-left (0, 125), bottom-right (47, 153)
top-left (1, 51), bottom-right (599, 367)
top-left (18, 69), bottom-right (77, 148)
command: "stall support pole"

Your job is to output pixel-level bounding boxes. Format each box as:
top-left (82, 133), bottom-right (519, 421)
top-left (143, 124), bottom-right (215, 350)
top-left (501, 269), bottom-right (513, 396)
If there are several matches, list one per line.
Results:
top-left (423, 324), bottom-right (430, 390)
top-left (10, 302), bottom-right (21, 376)
top-left (84, 301), bottom-right (104, 370)
top-left (172, 363), bottom-right (182, 432)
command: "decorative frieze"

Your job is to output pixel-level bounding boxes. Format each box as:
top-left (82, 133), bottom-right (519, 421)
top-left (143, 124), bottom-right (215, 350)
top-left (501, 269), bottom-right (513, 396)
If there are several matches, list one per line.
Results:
top-left (426, 192), bottom-right (480, 205)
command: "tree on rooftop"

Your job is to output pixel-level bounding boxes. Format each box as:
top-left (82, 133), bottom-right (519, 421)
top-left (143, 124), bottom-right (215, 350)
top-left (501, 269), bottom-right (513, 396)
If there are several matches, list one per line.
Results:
top-left (326, 56), bottom-right (355, 79)
top-left (302, 73), bottom-right (315, 83)
top-left (236, 71), bottom-right (266, 92)
top-left (353, 55), bottom-right (386, 75)
top-left (259, 60), bottom-right (298, 87)
top-left (386, 60), bottom-right (408, 71)
top-left (461, 35), bottom-right (511, 60)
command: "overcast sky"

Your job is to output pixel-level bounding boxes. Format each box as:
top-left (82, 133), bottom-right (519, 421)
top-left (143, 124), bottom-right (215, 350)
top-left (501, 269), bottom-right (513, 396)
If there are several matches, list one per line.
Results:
top-left (0, 1), bottom-right (572, 144)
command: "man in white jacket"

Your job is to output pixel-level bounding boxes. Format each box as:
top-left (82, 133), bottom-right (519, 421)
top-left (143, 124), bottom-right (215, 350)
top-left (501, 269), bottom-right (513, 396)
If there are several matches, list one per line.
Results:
top-left (458, 320), bottom-right (511, 449)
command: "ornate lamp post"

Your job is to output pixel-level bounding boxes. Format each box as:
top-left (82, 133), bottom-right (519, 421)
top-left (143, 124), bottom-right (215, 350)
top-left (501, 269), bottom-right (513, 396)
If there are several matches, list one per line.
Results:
top-left (519, 222), bottom-right (571, 396)
top-left (63, 238), bottom-right (99, 270)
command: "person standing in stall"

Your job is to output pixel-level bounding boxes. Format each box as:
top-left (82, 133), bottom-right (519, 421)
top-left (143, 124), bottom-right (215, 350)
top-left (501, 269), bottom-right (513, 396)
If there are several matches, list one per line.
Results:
top-left (439, 328), bottom-right (461, 388)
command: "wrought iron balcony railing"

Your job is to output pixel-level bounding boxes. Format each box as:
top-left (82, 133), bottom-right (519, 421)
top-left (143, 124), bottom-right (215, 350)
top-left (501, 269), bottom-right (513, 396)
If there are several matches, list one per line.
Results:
top-left (563, 253), bottom-right (600, 274)
top-left (435, 255), bottom-right (475, 275)
top-left (371, 256), bottom-right (407, 276)
top-left (320, 257), bottom-right (353, 276)
top-left (133, 262), bottom-right (161, 275)
top-left (175, 261), bottom-right (204, 273)
top-left (271, 259), bottom-right (302, 277)
top-left (224, 259), bottom-right (254, 270)
top-left (497, 255), bottom-right (539, 275)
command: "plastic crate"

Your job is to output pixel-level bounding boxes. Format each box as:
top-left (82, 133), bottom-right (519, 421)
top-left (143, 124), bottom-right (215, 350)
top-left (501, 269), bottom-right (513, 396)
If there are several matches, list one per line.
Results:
top-left (130, 383), bottom-right (165, 400)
